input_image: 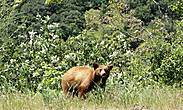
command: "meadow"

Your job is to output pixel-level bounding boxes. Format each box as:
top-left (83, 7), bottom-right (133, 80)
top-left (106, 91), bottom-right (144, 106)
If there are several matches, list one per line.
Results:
top-left (1, 84), bottom-right (182, 110)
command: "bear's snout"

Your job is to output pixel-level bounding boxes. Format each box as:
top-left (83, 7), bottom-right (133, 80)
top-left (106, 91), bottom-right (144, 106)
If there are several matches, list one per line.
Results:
top-left (100, 68), bottom-right (106, 77)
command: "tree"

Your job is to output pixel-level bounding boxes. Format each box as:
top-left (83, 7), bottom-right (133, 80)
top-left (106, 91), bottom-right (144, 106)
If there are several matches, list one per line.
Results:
top-left (125, 0), bottom-right (181, 25)
top-left (170, 0), bottom-right (183, 18)
top-left (0, 0), bottom-right (20, 45)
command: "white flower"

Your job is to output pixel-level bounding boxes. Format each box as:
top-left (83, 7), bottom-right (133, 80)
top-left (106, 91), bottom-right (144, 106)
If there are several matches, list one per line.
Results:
top-left (65, 55), bottom-right (70, 59)
top-left (53, 23), bottom-right (59, 27)
top-left (20, 42), bottom-right (25, 48)
top-left (47, 24), bottom-right (54, 29)
top-left (10, 59), bottom-right (14, 63)
top-left (65, 53), bottom-right (76, 59)
top-left (113, 51), bottom-right (118, 56)
top-left (25, 60), bottom-right (29, 63)
top-left (125, 50), bottom-right (133, 56)
top-left (51, 55), bottom-right (59, 62)
top-left (28, 30), bottom-right (36, 39)
top-left (37, 41), bottom-right (41, 46)
top-left (53, 35), bottom-right (59, 39)
top-left (51, 55), bottom-right (56, 60)
top-left (33, 72), bottom-right (39, 77)
top-left (109, 51), bottom-right (118, 58)
top-left (41, 48), bottom-right (46, 54)
top-left (36, 14), bottom-right (41, 18)
top-left (45, 15), bottom-right (50, 21)
top-left (49, 33), bottom-right (54, 37)
top-left (40, 27), bottom-right (44, 31)
top-left (100, 41), bottom-right (105, 45)
top-left (29, 40), bottom-right (33, 45)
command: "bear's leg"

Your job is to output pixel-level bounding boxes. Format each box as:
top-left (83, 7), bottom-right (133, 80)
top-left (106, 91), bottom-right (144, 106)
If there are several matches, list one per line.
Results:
top-left (62, 81), bottom-right (71, 97)
top-left (62, 86), bottom-right (68, 97)
top-left (78, 86), bottom-right (87, 99)
top-left (100, 79), bottom-right (107, 91)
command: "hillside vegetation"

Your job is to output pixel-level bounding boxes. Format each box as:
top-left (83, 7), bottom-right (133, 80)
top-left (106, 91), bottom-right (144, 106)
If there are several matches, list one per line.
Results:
top-left (0, 0), bottom-right (183, 109)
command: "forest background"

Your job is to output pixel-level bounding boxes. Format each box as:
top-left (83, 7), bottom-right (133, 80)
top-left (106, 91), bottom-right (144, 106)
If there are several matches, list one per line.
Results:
top-left (0, 0), bottom-right (183, 109)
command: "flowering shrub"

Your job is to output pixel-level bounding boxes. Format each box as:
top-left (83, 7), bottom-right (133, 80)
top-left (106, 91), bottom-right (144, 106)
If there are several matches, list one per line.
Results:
top-left (0, 14), bottom-right (129, 92)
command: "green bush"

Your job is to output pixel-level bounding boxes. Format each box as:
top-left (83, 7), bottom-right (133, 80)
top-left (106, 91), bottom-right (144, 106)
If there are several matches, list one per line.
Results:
top-left (132, 19), bottom-right (183, 87)
top-left (0, 0), bottom-right (182, 94)
top-left (0, 15), bottom-right (64, 92)
top-left (0, 13), bottom-right (129, 92)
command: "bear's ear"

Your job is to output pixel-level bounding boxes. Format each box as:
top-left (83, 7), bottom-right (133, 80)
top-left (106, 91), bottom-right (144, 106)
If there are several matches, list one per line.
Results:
top-left (93, 62), bottom-right (99, 70)
top-left (107, 65), bottom-right (113, 71)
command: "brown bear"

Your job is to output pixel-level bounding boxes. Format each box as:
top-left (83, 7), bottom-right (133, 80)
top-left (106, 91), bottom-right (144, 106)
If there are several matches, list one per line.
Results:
top-left (62, 62), bottom-right (113, 99)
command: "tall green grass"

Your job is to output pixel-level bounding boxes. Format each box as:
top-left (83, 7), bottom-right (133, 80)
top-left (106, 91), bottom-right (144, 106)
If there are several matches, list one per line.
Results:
top-left (0, 85), bottom-right (182, 110)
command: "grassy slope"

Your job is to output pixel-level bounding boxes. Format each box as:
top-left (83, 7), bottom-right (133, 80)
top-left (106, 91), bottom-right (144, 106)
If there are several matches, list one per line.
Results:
top-left (0, 85), bottom-right (182, 110)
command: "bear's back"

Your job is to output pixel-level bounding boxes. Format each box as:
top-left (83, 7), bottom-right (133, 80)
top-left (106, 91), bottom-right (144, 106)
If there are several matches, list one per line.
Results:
top-left (62, 66), bottom-right (94, 83)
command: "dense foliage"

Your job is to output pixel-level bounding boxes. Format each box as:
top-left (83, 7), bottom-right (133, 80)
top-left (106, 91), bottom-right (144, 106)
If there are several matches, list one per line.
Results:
top-left (0, 0), bottom-right (182, 93)
top-left (125, 0), bottom-right (182, 22)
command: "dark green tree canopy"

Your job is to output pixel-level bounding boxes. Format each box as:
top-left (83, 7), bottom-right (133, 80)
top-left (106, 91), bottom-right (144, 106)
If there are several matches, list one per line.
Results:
top-left (126, 0), bottom-right (181, 24)
top-left (15, 0), bottom-right (89, 40)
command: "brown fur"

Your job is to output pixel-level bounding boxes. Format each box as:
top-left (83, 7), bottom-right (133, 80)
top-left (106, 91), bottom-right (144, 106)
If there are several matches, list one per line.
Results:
top-left (62, 62), bottom-right (113, 99)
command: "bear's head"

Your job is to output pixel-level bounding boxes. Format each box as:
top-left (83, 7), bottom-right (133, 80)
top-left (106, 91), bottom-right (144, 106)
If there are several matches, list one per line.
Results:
top-left (93, 62), bottom-right (113, 78)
